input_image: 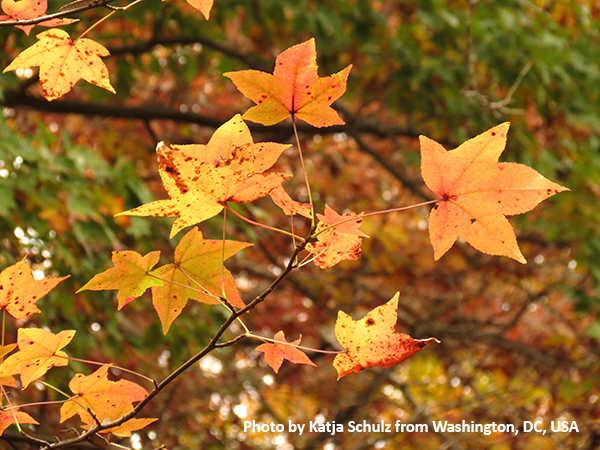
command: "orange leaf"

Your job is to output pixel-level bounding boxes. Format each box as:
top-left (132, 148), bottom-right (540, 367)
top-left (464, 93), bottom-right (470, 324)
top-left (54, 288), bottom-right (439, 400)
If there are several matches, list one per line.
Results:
top-left (269, 185), bottom-right (312, 218)
top-left (333, 293), bottom-right (439, 380)
top-left (184, 0), bottom-right (213, 19)
top-left (150, 227), bottom-right (252, 334)
top-left (0, 260), bottom-right (69, 319)
top-left (305, 205), bottom-right (369, 269)
top-left (3, 28), bottom-right (115, 101)
top-left (0, 0), bottom-right (77, 35)
top-left (420, 122), bottom-right (569, 263)
top-left (224, 38), bottom-right (352, 127)
top-left (0, 328), bottom-right (75, 388)
top-left (77, 250), bottom-right (163, 310)
top-left (116, 115), bottom-right (292, 238)
top-left (81, 416), bottom-right (158, 437)
top-left (0, 408), bottom-right (38, 435)
top-left (256, 331), bottom-right (317, 374)
top-left (60, 364), bottom-right (149, 426)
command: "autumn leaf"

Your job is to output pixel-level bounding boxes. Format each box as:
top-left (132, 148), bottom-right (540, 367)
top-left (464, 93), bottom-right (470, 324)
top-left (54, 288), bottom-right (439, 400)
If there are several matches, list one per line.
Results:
top-left (0, 328), bottom-right (76, 388)
top-left (60, 364), bottom-right (151, 431)
top-left (269, 185), bottom-right (312, 218)
top-left (0, 408), bottom-right (38, 436)
top-left (305, 205), bottom-right (369, 269)
top-left (0, 260), bottom-right (69, 319)
top-left (77, 250), bottom-right (163, 310)
top-left (183, 0), bottom-right (213, 19)
top-left (82, 416), bottom-right (158, 437)
top-left (117, 115), bottom-right (292, 238)
top-left (256, 331), bottom-right (317, 373)
top-left (333, 293), bottom-right (439, 380)
top-left (224, 38), bottom-right (352, 127)
top-left (0, 0), bottom-right (77, 35)
top-left (150, 227), bottom-right (252, 334)
top-left (3, 28), bottom-right (115, 101)
top-left (420, 122), bottom-right (569, 263)
top-left (0, 343), bottom-right (17, 387)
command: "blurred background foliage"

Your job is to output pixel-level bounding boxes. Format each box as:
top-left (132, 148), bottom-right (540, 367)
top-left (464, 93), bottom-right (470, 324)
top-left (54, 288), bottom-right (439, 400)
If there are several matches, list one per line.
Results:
top-left (1, 0), bottom-right (600, 448)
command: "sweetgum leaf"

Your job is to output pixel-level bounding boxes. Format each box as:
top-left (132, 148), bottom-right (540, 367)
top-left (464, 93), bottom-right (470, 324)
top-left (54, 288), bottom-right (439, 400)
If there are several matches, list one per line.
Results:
top-left (333, 293), bottom-right (439, 380)
top-left (420, 122), bottom-right (569, 263)
top-left (256, 331), bottom-right (317, 373)
top-left (224, 38), bottom-right (352, 127)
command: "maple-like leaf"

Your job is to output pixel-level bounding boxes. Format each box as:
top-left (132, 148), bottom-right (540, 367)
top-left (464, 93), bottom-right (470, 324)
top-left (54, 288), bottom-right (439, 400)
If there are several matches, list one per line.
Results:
top-left (0, 328), bottom-right (76, 388)
top-left (333, 293), bottom-right (439, 380)
top-left (305, 205), bottom-right (369, 269)
top-left (0, 0), bottom-right (77, 35)
top-left (150, 227), bottom-right (252, 334)
top-left (3, 28), bottom-right (115, 101)
top-left (60, 364), bottom-right (151, 430)
top-left (183, 0), bottom-right (213, 19)
top-left (256, 331), bottom-right (317, 374)
top-left (420, 122), bottom-right (569, 263)
top-left (116, 115), bottom-right (292, 238)
top-left (0, 408), bottom-right (39, 436)
top-left (0, 343), bottom-right (17, 387)
top-left (0, 260), bottom-right (69, 319)
top-left (269, 185), bottom-right (312, 218)
top-left (77, 250), bottom-right (163, 309)
top-left (224, 38), bottom-right (352, 127)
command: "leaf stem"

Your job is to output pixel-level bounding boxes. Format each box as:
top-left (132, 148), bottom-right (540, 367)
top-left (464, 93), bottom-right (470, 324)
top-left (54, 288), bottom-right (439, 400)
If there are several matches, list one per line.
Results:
top-left (292, 115), bottom-right (315, 226)
top-left (225, 203), bottom-right (305, 241)
top-left (313, 198), bottom-right (440, 238)
top-left (76, 0), bottom-right (145, 40)
top-left (245, 332), bottom-right (345, 355)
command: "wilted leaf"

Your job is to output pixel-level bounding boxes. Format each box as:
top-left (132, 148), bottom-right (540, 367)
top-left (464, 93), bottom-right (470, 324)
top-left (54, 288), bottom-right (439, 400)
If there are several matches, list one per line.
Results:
top-left (224, 38), bottom-right (352, 127)
top-left (333, 293), bottom-right (439, 380)
top-left (420, 122), bottom-right (569, 263)
top-left (306, 205), bottom-right (368, 269)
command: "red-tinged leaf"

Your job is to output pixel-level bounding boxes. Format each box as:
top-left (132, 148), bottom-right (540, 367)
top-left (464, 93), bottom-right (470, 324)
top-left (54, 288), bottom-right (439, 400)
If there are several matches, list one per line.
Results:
top-left (81, 416), bottom-right (158, 437)
top-left (270, 185), bottom-right (312, 218)
top-left (60, 364), bottom-right (149, 425)
top-left (3, 28), bottom-right (115, 100)
top-left (256, 331), bottom-right (317, 374)
top-left (150, 227), bottom-right (252, 334)
top-left (224, 38), bottom-right (352, 127)
top-left (0, 343), bottom-right (17, 387)
top-left (116, 115), bottom-right (292, 238)
top-left (333, 293), bottom-right (439, 380)
top-left (305, 205), bottom-right (369, 269)
top-left (0, 328), bottom-right (75, 388)
top-left (77, 250), bottom-right (163, 309)
top-left (0, 0), bottom-right (77, 35)
top-left (184, 0), bottom-right (213, 19)
top-left (0, 408), bottom-right (38, 435)
top-left (420, 122), bottom-right (569, 263)
top-left (0, 260), bottom-right (69, 319)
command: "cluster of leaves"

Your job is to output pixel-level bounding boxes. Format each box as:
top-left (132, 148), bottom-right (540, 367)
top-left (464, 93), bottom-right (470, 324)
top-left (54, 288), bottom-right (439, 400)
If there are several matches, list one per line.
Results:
top-left (0, 0), bottom-right (579, 449)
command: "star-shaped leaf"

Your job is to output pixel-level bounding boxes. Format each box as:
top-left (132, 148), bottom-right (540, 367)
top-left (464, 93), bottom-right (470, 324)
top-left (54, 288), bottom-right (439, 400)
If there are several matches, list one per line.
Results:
top-left (0, 408), bottom-right (38, 436)
top-left (150, 227), bottom-right (252, 334)
top-left (3, 28), bottom-right (115, 101)
top-left (0, 260), bottom-right (69, 319)
top-left (420, 122), bottom-right (569, 263)
top-left (0, 328), bottom-right (75, 388)
top-left (256, 331), bottom-right (316, 374)
top-left (0, 0), bottom-right (77, 35)
top-left (305, 205), bottom-right (369, 269)
top-left (77, 250), bottom-right (163, 309)
top-left (116, 115), bottom-right (292, 238)
top-left (60, 365), bottom-right (150, 428)
top-left (333, 293), bottom-right (439, 380)
top-left (224, 38), bottom-right (352, 127)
